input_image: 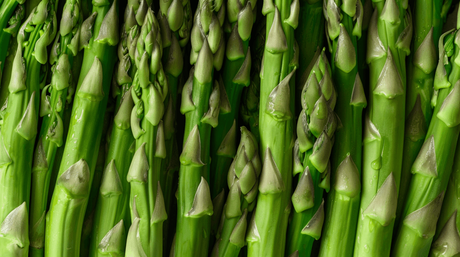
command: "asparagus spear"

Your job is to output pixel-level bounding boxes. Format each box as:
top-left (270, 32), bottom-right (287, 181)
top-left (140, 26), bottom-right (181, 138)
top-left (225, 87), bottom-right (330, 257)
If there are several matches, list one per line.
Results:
top-left (209, 0), bottom-right (256, 203)
top-left (318, 0), bottom-right (366, 256)
top-left (397, 0), bottom-right (452, 222)
top-left (45, 0), bottom-right (119, 255)
top-left (354, 0), bottom-right (412, 256)
top-left (125, 7), bottom-right (169, 257)
top-left (0, 1), bottom-right (57, 256)
top-left (175, 0), bottom-right (225, 255)
top-left (0, 0), bottom-right (25, 74)
top-left (429, 142), bottom-right (460, 257)
top-left (89, 0), bottom-right (150, 255)
top-left (212, 126), bottom-right (261, 257)
top-left (392, 28), bottom-right (460, 256)
top-left (240, 14), bottom-right (266, 143)
top-left (29, 1), bottom-right (84, 255)
top-left (287, 49), bottom-right (337, 256)
top-left (157, 0), bottom-right (193, 249)
top-left (246, 0), bottom-right (298, 255)
top-left (295, 0), bottom-right (324, 114)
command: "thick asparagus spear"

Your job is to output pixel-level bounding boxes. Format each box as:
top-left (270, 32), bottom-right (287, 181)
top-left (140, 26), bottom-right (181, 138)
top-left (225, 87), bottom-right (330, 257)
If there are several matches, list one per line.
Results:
top-left (125, 7), bottom-right (169, 257)
top-left (287, 49), bottom-right (337, 256)
top-left (44, 0), bottom-right (119, 255)
top-left (319, 0), bottom-right (367, 256)
top-left (29, 0), bottom-right (84, 255)
top-left (246, 0), bottom-right (298, 256)
top-left (392, 27), bottom-right (460, 256)
top-left (397, 0), bottom-right (452, 222)
top-left (175, 0), bottom-right (225, 255)
top-left (0, 1), bottom-right (57, 256)
top-left (212, 126), bottom-right (261, 257)
top-left (354, 0), bottom-right (412, 256)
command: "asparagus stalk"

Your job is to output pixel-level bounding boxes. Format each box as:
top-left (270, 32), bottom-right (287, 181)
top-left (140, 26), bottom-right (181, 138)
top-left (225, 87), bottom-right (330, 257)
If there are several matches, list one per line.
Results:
top-left (429, 142), bottom-right (460, 257)
top-left (246, 0), bottom-right (298, 255)
top-left (89, 0), bottom-right (151, 255)
top-left (240, 15), bottom-right (266, 142)
top-left (319, 0), bottom-right (366, 256)
top-left (157, 0), bottom-right (193, 249)
top-left (392, 27), bottom-right (460, 256)
top-left (45, 0), bottom-right (119, 255)
top-left (0, 1), bottom-right (57, 256)
top-left (212, 126), bottom-right (261, 257)
top-left (210, 0), bottom-right (256, 203)
top-left (354, 0), bottom-right (412, 256)
top-left (125, 7), bottom-right (171, 257)
top-left (29, 1), bottom-right (84, 255)
top-left (287, 49), bottom-right (337, 256)
top-left (295, 0), bottom-right (324, 114)
top-left (175, 0), bottom-right (226, 255)
top-left (397, 0), bottom-right (452, 222)
top-left (0, 0), bottom-right (25, 74)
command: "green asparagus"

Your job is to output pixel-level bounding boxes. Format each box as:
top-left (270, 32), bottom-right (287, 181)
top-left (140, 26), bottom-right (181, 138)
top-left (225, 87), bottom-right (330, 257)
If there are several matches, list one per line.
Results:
top-left (396, 0), bottom-right (452, 223)
top-left (319, 0), bottom-right (367, 255)
top-left (44, 0), bottom-right (119, 254)
top-left (392, 27), bottom-right (460, 257)
top-left (29, 0), bottom-right (84, 255)
top-left (0, 0), bottom-right (57, 256)
top-left (246, 0), bottom-right (298, 255)
top-left (175, 0), bottom-right (226, 255)
top-left (212, 126), bottom-right (261, 257)
top-left (354, 0), bottom-right (412, 256)
top-left (287, 49), bottom-right (337, 256)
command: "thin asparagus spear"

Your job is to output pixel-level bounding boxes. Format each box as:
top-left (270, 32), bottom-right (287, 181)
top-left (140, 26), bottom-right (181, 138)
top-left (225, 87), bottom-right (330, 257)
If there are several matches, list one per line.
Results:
top-left (209, 0), bottom-right (256, 204)
top-left (319, 0), bottom-right (367, 256)
top-left (396, 0), bottom-right (452, 223)
top-left (0, 0), bottom-right (57, 256)
top-left (246, 0), bottom-right (299, 255)
top-left (392, 27), bottom-right (460, 256)
top-left (429, 141), bottom-right (460, 257)
top-left (157, 0), bottom-right (193, 250)
top-left (240, 14), bottom-right (266, 143)
top-left (295, 0), bottom-right (324, 114)
top-left (0, 0), bottom-right (25, 74)
top-left (354, 0), bottom-right (412, 256)
top-left (212, 126), bottom-right (261, 257)
top-left (287, 49), bottom-right (337, 256)
top-left (126, 7), bottom-right (169, 257)
top-left (175, 0), bottom-right (226, 255)
top-left (44, 0), bottom-right (119, 255)
top-left (29, 1), bottom-right (84, 255)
